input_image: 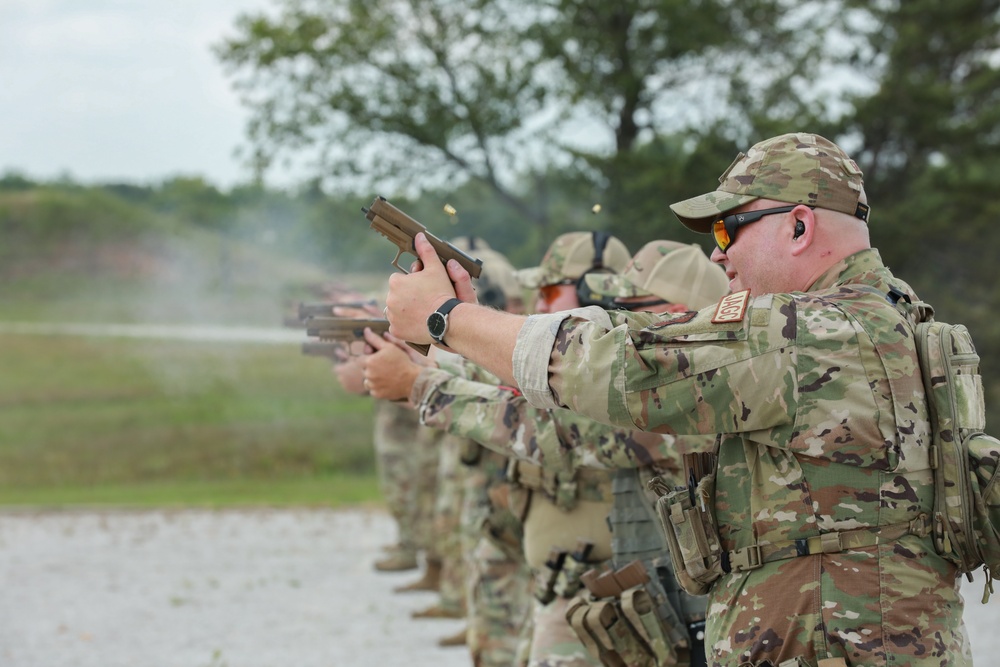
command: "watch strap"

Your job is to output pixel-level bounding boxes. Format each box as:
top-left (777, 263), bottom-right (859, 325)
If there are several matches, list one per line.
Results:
top-left (436, 297), bottom-right (463, 317)
top-left (429, 297), bottom-right (463, 344)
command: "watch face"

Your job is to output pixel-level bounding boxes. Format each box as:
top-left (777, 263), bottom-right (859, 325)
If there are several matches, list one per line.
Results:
top-left (427, 312), bottom-right (447, 340)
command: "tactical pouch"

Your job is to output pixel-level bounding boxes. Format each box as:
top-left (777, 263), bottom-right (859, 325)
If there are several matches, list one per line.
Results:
top-left (554, 543), bottom-right (594, 599)
top-left (567, 597), bottom-right (627, 667)
top-left (506, 459), bottom-right (580, 512)
top-left (480, 509), bottom-right (524, 564)
top-left (458, 439), bottom-right (482, 466)
top-left (534, 547), bottom-right (568, 604)
top-left (913, 312), bottom-right (1000, 598)
top-left (650, 471), bottom-right (724, 596)
top-left (567, 588), bottom-right (679, 667)
top-left (566, 561), bottom-right (685, 667)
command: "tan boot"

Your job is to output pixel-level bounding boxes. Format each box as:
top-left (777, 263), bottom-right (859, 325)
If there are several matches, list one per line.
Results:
top-left (393, 558), bottom-right (442, 592)
top-left (437, 626), bottom-right (468, 647)
top-left (373, 551), bottom-right (418, 572)
top-left (411, 603), bottom-right (463, 620)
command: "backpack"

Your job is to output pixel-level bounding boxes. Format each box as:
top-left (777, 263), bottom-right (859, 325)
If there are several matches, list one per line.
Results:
top-left (892, 289), bottom-right (1000, 602)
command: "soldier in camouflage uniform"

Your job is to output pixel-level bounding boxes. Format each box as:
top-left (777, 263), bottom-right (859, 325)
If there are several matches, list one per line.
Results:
top-left (410, 241), bottom-right (727, 667)
top-left (495, 231), bottom-right (632, 667)
top-left (326, 301), bottom-right (441, 581)
top-left (367, 231), bottom-right (633, 666)
top-left (383, 132), bottom-right (973, 666)
top-left (330, 350), bottom-right (422, 573)
top-left (365, 243), bottom-right (535, 666)
top-left (421, 240), bottom-right (530, 643)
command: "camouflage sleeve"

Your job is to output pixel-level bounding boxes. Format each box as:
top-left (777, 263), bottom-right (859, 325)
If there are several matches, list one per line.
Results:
top-left (512, 307), bottom-right (615, 409)
top-left (413, 366), bottom-right (695, 470)
top-left (432, 349), bottom-right (502, 385)
top-left (512, 294), bottom-right (798, 436)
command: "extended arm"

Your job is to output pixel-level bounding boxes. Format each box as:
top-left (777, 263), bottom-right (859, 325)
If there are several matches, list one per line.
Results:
top-left (413, 366), bottom-right (692, 472)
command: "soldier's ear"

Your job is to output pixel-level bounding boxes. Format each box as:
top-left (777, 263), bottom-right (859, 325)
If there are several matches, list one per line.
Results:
top-left (789, 206), bottom-right (814, 257)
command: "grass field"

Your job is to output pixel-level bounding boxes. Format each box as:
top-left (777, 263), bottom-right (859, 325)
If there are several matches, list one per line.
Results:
top-left (0, 303), bottom-right (383, 508)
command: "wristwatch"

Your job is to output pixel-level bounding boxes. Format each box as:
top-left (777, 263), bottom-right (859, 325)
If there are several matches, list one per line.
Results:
top-left (427, 298), bottom-right (463, 346)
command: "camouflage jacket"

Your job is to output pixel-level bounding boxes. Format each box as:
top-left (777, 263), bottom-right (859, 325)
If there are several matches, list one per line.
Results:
top-left (511, 249), bottom-right (970, 667)
top-left (413, 367), bottom-right (685, 475)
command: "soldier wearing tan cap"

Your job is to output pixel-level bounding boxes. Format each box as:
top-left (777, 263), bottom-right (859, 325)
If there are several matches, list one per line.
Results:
top-left (383, 132), bottom-right (974, 666)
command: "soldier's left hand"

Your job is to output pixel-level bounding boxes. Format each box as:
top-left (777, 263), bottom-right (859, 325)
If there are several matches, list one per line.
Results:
top-left (332, 352), bottom-right (368, 396)
top-left (361, 327), bottom-right (424, 402)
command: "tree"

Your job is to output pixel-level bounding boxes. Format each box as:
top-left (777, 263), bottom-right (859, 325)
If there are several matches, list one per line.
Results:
top-left (215, 0), bottom-right (829, 247)
top-left (839, 0), bottom-right (1000, 417)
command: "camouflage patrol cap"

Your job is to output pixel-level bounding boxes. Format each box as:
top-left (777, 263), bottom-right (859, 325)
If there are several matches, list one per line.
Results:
top-left (516, 232), bottom-right (630, 289)
top-left (584, 240), bottom-right (729, 310)
top-left (670, 132), bottom-right (869, 233)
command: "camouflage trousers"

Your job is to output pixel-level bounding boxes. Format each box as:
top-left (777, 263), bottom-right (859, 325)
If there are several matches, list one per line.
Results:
top-left (372, 401), bottom-right (440, 558)
top-left (462, 466), bottom-right (533, 667)
top-left (434, 432), bottom-right (469, 615)
top-left (527, 596), bottom-right (602, 667)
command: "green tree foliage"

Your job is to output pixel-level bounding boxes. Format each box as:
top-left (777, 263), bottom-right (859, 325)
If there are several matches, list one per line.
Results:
top-left (214, 0), bottom-right (830, 247)
top-left (838, 0), bottom-right (1000, 416)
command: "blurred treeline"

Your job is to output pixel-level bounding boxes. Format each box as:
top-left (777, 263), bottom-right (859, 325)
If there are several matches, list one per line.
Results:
top-left (3, 0), bottom-right (1000, 419)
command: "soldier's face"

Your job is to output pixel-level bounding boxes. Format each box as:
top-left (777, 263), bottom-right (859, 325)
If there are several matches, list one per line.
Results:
top-left (535, 283), bottom-right (579, 313)
top-left (710, 201), bottom-right (795, 296)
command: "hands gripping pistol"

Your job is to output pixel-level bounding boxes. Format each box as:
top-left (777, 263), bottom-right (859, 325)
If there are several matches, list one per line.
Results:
top-left (303, 317), bottom-right (392, 356)
top-left (304, 316), bottom-right (430, 357)
top-left (363, 196), bottom-right (483, 279)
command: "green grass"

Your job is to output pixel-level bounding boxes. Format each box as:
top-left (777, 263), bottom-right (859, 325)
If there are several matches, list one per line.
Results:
top-left (0, 475), bottom-right (381, 508)
top-left (0, 331), bottom-right (382, 507)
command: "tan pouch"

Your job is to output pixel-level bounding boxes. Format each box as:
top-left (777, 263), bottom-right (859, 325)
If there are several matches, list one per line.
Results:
top-left (651, 473), bottom-right (725, 596)
top-left (619, 585), bottom-right (680, 667)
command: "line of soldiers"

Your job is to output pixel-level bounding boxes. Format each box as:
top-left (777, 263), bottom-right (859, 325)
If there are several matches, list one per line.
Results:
top-left (301, 229), bottom-right (732, 666)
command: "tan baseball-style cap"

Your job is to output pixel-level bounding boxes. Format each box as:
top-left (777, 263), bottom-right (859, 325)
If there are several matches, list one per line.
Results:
top-left (584, 240), bottom-right (728, 310)
top-left (516, 231), bottom-right (630, 289)
top-left (670, 132), bottom-right (870, 233)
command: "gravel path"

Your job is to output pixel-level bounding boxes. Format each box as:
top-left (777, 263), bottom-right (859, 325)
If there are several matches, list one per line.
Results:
top-left (0, 508), bottom-right (467, 667)
top-left (1, 508), bottom-right (996, 666)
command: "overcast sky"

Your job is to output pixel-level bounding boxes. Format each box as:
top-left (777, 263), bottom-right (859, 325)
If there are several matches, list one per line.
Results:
top-left (0, 0), bottom-right (285, 190)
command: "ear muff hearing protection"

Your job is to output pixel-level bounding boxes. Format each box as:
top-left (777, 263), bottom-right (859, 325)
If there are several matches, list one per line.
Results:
top-left (476, 271), bottom-right (507, 310)
top-left (576, 231), bottom-right (617, 308)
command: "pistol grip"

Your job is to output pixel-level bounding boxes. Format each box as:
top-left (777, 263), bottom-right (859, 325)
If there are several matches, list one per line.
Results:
top-left (406, 341), bottom-right (431, 356)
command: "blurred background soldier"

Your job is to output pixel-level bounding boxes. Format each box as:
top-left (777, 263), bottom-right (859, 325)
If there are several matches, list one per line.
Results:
top-left (364, 238), bottom-right (536, 666)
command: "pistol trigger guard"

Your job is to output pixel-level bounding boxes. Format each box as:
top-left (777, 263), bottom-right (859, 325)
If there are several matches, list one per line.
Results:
top-left (391, 250), bottom-right (410, 275)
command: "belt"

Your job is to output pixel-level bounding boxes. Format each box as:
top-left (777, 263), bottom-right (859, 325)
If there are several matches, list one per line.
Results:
top-left (723, 513), bottom-right (932, 574)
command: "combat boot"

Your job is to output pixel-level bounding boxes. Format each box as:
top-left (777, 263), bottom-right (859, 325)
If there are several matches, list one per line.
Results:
top-left (437, 626), bottom-right (468, 647)
top-left (393, 557), bottom-right (442, 592)
top-left (411, 602), bottom-right (463, 620)
top-left (373, 550), bottom-right (418, 572)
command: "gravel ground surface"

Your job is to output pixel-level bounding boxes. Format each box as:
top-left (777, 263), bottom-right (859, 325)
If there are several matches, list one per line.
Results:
top-left (1, 507), bottom-right (997, 666)
top-left (0, 508), bottom-right (467, 667)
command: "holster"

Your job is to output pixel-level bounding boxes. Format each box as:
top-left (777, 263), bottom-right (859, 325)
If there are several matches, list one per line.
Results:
top-left (649, 467), bottom-right (725, 597)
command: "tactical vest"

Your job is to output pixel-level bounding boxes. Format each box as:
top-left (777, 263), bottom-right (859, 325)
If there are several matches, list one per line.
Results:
top-left (506, 459), bottom-right (610, 512)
